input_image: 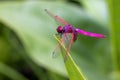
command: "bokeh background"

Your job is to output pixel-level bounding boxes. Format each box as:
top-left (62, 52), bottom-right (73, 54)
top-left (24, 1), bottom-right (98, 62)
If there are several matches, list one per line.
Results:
top-left (0, 0), bottom-right (119, 80)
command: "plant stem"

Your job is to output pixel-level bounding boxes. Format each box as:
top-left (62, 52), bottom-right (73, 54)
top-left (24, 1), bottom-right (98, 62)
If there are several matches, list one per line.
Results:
top-left (107, 0), bottom-right (120, 79)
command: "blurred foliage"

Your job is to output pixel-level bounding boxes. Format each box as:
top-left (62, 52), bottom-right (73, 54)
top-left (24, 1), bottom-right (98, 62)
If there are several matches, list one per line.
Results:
top-left (107, 0), bottom-right (120, 79)
top-left (0, 0), bottom-right (118, 80)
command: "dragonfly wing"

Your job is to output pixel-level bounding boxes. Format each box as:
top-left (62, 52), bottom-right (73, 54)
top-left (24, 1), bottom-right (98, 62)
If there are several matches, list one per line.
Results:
top-left (52, 43), bottom-right (61, 58)
top-left (76, 28), bottom-right (106, 38)
top-left (45, 9), bottom-right (69, 26)
top-left (52, 34), bottom-right (67, 58)
top-left (62, 33), bottom-right (74, 62)
top-left (53, 33), bottom-right (74, 62)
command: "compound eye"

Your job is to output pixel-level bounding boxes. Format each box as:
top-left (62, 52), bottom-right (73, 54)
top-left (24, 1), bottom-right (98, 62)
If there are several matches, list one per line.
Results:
top-left (57, 26), bottom-right (63, 33)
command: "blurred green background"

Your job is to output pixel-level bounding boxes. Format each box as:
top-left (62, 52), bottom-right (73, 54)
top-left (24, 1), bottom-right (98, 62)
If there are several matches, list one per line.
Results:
top-left (0, 0), bottom-right (119, 80)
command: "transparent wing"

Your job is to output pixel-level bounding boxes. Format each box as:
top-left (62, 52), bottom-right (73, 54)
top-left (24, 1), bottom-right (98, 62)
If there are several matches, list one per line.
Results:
top-left (53, 33), bottom-right (74, 62)
top-left (45, 9), bottom-right (69, 26)
top-left (63, 33), bottom-right (72, 47)
top-left (63, 33), bottom-right (74, 62)
top-left (52, 34), bottom-right (65, 58)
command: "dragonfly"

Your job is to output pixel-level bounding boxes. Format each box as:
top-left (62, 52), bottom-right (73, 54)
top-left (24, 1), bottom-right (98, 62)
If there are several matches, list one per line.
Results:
top-left (45, 9), bottom-right (106, 61)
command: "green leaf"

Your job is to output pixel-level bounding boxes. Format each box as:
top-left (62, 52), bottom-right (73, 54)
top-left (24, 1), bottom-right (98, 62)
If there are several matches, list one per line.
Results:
top-left (54, 34), bottom-right (86, 80)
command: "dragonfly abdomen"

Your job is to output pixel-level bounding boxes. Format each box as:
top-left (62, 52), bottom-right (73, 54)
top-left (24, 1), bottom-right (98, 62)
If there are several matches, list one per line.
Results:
top-left (76, 29), bottom-right (105, 38)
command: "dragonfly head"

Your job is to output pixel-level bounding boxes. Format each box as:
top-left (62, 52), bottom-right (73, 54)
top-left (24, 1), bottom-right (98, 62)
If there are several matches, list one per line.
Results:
top-left (57, 26), bottom-right (63, 33)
